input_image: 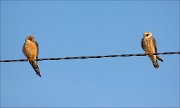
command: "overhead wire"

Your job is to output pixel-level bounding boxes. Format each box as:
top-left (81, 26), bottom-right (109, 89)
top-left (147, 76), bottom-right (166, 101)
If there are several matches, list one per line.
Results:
top-left (0, 51), bottom-right (179, 62)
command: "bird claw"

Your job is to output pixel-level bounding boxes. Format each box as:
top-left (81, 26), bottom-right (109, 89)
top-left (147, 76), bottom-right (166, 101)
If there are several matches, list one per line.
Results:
top-left (145, 52), bottom-right (151, 55)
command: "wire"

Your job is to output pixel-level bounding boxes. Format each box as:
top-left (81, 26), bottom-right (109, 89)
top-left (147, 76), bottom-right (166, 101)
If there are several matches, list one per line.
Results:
top-left (0, 51), bottom-right (179, 62)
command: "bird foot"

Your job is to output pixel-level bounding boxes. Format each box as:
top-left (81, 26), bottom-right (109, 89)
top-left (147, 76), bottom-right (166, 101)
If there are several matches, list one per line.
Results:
top-left (145, 52), bottom-right (151, 55)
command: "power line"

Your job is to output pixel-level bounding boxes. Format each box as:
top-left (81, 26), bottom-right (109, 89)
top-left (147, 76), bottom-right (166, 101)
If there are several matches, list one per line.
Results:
top-left (0, 51), bottom-right (179, 62)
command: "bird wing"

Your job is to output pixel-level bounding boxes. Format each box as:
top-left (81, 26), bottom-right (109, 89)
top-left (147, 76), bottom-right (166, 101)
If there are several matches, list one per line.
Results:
top-left (141, 38), bottom-right (145, 51)
top-left (22, 42), bottom-right (27, 57)
top-left (152, 36), bottom-right (157, 54)
top-left (35, 41), bottom-right (39, 60)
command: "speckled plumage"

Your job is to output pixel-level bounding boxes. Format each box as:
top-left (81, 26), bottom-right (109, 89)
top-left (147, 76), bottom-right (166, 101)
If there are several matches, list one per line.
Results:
top-left (23, 36), bottom-right (41, 77)
top-left (141, 32), bottom-right (163, 68)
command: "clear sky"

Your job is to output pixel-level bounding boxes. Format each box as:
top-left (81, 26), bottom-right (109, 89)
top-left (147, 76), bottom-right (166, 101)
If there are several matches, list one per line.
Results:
top-left (0, 1), bottom-right (179, 107)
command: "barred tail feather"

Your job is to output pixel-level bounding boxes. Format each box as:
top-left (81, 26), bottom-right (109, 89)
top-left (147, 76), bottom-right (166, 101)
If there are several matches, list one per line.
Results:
top-left (29, 61), bottom-right (41, 77)
top-left (153, 61), bottom-right (159, 68)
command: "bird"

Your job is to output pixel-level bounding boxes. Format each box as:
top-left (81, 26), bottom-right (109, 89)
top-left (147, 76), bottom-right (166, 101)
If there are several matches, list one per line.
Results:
top-left (23, 36), bottom-right (41, 77)
top-left (141, 32), bottom-right (163, 68)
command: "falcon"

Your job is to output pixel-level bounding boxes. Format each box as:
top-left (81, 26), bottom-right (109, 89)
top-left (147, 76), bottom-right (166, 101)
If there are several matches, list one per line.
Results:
top-left (23, 36), bottom-right (41, 77)
top-left (141, 32), bottom-right (163, 68)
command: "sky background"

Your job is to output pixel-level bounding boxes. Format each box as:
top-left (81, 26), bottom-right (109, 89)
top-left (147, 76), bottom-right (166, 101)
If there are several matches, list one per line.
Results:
top-left (0, 1), bottom-right (179, 107)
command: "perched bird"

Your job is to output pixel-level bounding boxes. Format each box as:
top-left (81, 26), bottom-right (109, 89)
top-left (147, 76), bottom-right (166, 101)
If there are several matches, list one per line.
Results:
top-left (141, 32), bottom-right (163, 68)
top-left (23, 36), bottom-right (41, 77)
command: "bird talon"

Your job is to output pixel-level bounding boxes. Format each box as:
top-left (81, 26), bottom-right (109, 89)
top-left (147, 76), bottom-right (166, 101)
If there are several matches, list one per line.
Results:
top-left (145, 52), bottom-right (151, 55)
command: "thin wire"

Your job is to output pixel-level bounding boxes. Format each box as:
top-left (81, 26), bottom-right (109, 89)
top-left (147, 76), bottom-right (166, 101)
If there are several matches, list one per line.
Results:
top-left (0, 51), bottom-right (179, 62)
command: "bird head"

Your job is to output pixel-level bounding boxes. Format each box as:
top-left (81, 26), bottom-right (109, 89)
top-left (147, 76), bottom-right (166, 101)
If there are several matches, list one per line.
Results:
top-left (143, 32), bottom-right (152, 38)
top-left (26, 36), bottom-right (35, 42)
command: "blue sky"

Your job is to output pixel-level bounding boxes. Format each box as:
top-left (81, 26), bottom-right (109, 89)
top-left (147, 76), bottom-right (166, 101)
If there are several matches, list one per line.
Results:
top-left (0, 1), bottom-right (179, 107)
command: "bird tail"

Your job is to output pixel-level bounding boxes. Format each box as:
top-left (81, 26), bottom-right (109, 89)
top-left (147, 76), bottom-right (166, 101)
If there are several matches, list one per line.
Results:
top-left (156, 56), bottom-right (163, 62)
top-left (29, 60), bottom-right (41, 77)
top-left (152, 60), bottom-right (159, 68)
